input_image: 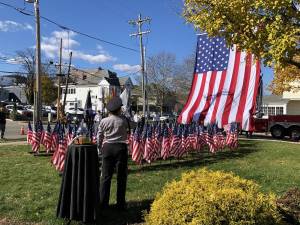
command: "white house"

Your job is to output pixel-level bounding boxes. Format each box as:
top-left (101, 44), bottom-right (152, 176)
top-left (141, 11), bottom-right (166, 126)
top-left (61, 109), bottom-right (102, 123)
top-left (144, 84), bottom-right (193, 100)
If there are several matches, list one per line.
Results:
top-left (262, 82), bottom-right (300, 118)
top-left (61, 67), bottom-right (133, 112)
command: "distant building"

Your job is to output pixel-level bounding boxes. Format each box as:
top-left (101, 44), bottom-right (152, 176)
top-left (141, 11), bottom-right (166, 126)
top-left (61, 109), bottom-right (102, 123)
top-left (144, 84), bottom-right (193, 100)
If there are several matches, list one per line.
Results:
top-left (262, 84), bottom-right (300, 118)
top-left (0, 75), bottom-right (27, 103)
top-left (61, 68), bottom-right (133, 112)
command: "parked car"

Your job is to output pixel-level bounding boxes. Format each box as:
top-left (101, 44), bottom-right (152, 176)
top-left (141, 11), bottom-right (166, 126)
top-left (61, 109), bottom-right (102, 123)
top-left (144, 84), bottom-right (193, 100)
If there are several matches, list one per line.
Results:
top-left (5, 105), bottom-right (32, 117)
top-left (66, 107), bottom-right (84, 115)
top-left (45, 106), bottom-right (57, 116)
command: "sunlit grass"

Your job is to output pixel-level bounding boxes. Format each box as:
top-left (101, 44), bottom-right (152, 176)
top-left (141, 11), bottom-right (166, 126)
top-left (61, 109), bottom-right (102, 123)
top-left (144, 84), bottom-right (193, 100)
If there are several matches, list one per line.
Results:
top-left (0, 141), bottom-right (299, 224)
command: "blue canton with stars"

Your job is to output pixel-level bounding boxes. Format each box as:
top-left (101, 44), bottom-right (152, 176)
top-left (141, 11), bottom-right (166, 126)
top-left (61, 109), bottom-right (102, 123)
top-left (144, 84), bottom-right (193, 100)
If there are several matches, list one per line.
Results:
top-left (194, 35), bottom-right (230, 74)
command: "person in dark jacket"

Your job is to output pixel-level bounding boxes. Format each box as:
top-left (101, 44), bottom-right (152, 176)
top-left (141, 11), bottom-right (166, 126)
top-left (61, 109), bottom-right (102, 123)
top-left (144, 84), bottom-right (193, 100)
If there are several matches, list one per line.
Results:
top-left (0, 106), bottom-right (7, 139)
top-left (98, 97), bottom-right (130, 210)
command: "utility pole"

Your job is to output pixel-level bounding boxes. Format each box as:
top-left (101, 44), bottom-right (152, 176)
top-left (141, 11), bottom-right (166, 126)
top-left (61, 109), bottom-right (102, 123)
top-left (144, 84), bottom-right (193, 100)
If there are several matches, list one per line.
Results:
top-left (144, 46), bottom-right (149, 118)
top-left (129, 13), bottom-right (151, 117)
top-left (63, 52), bottom-right (72, 113)
top-left (32, 0), bottom-right (42, 125)
top-left (57, 38), bottom-right (63, 121)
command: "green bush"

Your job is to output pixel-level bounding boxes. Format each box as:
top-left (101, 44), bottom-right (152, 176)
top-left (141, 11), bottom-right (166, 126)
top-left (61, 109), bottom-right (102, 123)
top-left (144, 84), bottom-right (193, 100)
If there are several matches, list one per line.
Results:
top-left (277, 187), bottom-right (300, 224)
top-left (145, 168), bottom-right (282, 225)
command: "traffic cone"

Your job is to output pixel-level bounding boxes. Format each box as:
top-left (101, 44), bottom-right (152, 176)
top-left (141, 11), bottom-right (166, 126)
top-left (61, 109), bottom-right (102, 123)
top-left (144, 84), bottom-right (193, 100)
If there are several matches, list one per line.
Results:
top-left (20, 126), bottom-right (25, 135)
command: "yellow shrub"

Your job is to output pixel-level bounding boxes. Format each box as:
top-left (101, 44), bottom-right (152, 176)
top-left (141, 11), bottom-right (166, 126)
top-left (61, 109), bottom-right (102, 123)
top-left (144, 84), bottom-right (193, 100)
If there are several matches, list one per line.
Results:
top-left (145, 168), bottom-right (282, 225)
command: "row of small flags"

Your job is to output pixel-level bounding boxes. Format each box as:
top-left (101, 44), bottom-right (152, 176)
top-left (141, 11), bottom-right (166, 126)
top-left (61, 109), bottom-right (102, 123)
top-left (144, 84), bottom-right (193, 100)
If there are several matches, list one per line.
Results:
top-left (27, 121), bottom-right (97, 172)
top-left (128, 122), bottom-right (239, 165)
top-left (27, 121), bottom-right (239, 171)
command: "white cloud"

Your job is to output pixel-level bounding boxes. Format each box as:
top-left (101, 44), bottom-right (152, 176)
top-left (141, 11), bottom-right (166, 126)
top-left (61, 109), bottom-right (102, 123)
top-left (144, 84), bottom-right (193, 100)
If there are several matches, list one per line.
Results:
top-left (113, 64), bottom-right (141, 73)
top-left (0, 20), bottom-right (33, 32)
top-left (73, 50), bottom-right (115, 63)
top-left (41, 30), bottom-right (116, 64)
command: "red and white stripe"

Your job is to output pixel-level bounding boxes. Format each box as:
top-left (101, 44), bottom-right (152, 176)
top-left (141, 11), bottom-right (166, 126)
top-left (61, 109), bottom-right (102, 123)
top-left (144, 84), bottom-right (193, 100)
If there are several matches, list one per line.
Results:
top-left (132, 138), bottom-right (143, 165)
top-left (27, 130), bottom-right (32, 144)
top-left (43, 131), bottom-right (52, 152)
top-left (178, 46), bottom-right (260, 131)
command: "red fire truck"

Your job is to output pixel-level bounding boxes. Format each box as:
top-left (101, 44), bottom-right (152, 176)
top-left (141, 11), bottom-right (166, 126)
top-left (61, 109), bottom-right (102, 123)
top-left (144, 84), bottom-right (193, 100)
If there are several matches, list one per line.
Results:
top-left (253, 115), bottom-right (300, 140)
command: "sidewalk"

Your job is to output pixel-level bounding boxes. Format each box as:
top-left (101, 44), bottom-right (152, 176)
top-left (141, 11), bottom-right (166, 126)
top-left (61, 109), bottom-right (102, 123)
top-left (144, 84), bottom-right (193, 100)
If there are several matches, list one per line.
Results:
top-left (0, 140), bottom-right (27, 146)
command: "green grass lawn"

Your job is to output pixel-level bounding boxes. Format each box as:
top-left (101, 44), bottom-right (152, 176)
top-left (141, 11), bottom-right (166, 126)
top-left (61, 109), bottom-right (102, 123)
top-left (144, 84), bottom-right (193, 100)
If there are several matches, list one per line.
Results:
top-left (0, 140), bottom-right (299, 225)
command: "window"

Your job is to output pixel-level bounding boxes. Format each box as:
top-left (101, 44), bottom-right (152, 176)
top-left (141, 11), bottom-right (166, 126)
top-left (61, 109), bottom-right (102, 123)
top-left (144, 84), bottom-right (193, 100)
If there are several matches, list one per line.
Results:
top-left (268, 107), bottom-right (275, 116)
top-left (276, 107), bottom-right (284, 115)
top-left (262, 106), bottom-right (268, 116)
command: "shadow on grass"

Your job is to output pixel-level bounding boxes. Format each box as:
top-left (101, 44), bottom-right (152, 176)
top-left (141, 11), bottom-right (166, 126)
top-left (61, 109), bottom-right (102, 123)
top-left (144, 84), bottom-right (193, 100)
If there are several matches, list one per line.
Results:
top-left (129, 141), bottom-right (258, 174)
top-left (96, 199), bottom-right (153, 225)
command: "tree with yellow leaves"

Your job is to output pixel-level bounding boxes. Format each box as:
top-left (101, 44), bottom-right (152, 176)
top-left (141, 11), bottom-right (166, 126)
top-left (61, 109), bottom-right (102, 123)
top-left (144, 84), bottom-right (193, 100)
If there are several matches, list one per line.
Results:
top-left (183, 0), bottom-right (300, 93)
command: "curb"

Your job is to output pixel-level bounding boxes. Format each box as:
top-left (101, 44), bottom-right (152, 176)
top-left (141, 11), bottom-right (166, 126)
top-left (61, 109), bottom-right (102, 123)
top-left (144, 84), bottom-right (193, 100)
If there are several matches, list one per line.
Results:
top-left (240, 137), bottom-right (300, 145)
top-left (0, 141), bottom-right (27, 146)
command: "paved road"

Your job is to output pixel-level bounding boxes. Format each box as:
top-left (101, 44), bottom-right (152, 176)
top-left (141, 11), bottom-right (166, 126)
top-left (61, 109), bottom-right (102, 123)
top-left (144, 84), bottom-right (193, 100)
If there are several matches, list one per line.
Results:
top-left (3, 119), bottom-right (28, 140)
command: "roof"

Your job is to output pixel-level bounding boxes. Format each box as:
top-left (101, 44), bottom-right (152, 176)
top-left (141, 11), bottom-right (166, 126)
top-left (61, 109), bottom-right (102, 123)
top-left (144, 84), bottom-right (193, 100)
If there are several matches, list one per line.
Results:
top-left (119, 76), bottom-right (133, 86)
top-left (66, 68), bottom-right (120, 86)
top-left (262, 95), bottom-right (289, 104)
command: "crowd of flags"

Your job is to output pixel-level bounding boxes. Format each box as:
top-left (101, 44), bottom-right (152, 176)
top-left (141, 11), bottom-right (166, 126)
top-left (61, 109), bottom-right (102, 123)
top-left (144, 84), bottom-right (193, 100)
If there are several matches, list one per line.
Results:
top-left (128, 122), bottom-right (239, 165)
top-left (27, 121), bottom-right (97, 172)
top-left (27, 120), bottom-right (239, 171)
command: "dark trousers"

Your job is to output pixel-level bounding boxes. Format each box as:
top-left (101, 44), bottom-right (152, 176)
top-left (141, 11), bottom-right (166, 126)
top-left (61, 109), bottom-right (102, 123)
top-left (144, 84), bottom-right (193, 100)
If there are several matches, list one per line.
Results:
top-left (100, 143), bottom-right (128, 208)
top-left (0, 123), bottom-right (5, 138)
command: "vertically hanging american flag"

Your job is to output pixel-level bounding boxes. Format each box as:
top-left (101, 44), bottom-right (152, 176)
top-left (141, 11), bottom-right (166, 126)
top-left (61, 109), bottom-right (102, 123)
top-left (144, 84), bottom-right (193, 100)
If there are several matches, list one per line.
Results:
top-left (27, 121), bottom-right (33, 144)
top-left (178, 34), bottom-right (260, 131)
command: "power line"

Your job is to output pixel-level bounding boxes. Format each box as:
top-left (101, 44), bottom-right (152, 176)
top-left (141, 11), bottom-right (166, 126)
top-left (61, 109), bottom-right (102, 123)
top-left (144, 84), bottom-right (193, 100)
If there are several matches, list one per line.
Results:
top-left (0, 1), bottom-right (139, 53)
top-left (0, 70), bottom-right (30, 74)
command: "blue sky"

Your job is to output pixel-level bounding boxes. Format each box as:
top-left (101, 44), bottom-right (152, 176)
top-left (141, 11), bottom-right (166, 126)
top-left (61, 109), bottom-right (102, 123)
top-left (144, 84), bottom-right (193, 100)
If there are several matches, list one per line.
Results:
top-left (0, 0), bottom-right (273, 87)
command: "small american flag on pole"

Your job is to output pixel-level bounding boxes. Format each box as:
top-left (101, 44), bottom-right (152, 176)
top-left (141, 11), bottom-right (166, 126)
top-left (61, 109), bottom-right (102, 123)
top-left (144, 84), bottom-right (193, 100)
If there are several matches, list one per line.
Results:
top-left (54, 127), bottom-right (67, 172)
top-left (161, 124), bottom-right (171, 160)
top-left (43, 123), bottom-right (52, 153)
top-left (27, 121), bottom-right (33, 144)
top-left (144, 125), bottom-right (154, 163)
top-left (132, 126), bottom-right (143, 164)
top-left (31, 123), bottom-right (40, 153)
top-left (170, 125), bottom-right (182, 158)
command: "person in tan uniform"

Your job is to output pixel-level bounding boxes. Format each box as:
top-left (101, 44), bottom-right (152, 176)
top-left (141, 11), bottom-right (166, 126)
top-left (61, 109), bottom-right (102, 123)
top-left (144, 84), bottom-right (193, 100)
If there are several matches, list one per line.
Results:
top-left (98, 97), bottom-right (130, 210)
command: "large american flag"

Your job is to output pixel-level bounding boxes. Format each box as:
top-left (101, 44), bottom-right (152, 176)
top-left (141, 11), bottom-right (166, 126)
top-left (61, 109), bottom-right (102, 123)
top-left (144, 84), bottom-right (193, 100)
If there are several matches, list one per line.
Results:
top-left (178, 34), bottom-right (260, 131)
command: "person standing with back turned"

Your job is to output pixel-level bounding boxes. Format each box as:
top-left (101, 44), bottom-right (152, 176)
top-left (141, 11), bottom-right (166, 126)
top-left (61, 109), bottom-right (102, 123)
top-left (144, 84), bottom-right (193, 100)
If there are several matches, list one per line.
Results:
top-left (0, 105), bottom-right (7, 139)
top-left (98, 96), bottom-right (130, 210)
